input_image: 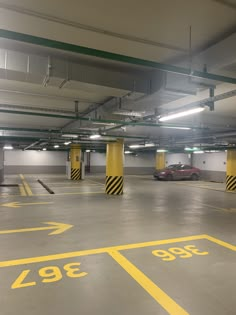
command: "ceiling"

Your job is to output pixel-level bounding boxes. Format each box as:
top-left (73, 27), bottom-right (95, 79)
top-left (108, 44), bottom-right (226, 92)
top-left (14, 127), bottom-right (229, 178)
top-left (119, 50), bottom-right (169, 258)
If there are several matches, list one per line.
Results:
top-left (0, 0), bottom-right (235, 152)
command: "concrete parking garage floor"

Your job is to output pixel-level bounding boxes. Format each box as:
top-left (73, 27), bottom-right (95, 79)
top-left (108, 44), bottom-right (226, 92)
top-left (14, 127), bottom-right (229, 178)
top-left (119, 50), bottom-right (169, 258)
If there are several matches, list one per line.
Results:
top-left (0, 174), bottom-right (235, 315)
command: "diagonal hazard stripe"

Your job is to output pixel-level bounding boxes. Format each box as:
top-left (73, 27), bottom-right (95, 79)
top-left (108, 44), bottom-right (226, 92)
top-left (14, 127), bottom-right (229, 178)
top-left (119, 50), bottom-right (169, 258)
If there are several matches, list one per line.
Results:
top-left (109, 177), bottom-right (123, 195)
top-left (107, 177), bottom-right (123, 194)
top-left (227, 180), bottom-right (236, 191)
top-left (106, 176), bottom-right (114, 186)
top-left (226, 176), bottom-right (234, 186)
top-left (106, 176), bottom-right (118, 192)
top-left (106, 177), bottom-right (120, 193)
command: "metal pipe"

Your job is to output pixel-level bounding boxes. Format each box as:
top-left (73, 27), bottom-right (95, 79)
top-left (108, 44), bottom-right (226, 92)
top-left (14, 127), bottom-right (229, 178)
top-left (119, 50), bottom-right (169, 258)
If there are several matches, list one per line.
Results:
top-left (1, 29), bottom-right (236, 84)
top-left (0, 109), bottom-right (198, 129)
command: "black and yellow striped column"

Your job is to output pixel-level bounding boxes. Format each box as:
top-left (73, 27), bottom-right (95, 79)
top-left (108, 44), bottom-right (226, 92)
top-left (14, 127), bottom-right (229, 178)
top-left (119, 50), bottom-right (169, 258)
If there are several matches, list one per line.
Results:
top-left (226, 149), bottom-right (236, 191)
top-left (106, 139), bottom-right (124, 195)
top-left (156, 152), bottom-right (166, 170)
top-left (70, 144), bottom-right (81, 180)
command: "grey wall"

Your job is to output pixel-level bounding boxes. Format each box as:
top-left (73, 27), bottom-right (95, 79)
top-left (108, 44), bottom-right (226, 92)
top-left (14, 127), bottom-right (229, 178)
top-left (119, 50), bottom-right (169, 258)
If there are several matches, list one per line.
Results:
top-left (4, 150), bottom-right (67, 174)
top-left (89, 152), bottom-right (155, 175)
top-left (192, 151), bottom-right (226, 182)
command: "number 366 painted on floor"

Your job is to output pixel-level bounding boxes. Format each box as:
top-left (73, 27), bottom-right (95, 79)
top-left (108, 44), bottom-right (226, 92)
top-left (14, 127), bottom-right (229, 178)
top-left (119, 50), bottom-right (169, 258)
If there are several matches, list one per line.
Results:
top-left (11, 262), bottom-right (87, 289)
top-left (152, 245), bottom-right (208, 261)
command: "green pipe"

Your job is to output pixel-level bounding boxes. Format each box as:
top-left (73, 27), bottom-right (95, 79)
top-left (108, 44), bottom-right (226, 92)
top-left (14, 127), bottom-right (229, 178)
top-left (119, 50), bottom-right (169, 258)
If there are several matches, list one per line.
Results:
top-left (0, 126), bottom-right (147, 139)
top-left (0, 109), bottom-right (198, 129)
top-left (0, 29), bottom-right (235, 84)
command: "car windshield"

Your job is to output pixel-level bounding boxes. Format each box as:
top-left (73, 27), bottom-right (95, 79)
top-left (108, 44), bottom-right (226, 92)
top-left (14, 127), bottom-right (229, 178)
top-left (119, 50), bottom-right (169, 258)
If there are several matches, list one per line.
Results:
top-left (166, 164), bottom-right (182, 170)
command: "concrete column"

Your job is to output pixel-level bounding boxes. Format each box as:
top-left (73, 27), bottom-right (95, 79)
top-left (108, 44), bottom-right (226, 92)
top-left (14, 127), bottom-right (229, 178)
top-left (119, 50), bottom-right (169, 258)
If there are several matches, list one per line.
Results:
top-left (70, 144), bottom-right (81, 180)
top-left (156, 152), bottom-right (166, 170)
top-left (226, 149), bottom-right (236, 191)
top-left (106, 139), bottom-right (124, 195)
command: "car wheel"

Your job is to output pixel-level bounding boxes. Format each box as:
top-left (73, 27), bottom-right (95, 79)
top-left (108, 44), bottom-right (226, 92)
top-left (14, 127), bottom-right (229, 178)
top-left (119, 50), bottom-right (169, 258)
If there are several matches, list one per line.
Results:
top-left (191, 173), bottom-right (199, 181)
top-left (166, 174), bottom-right (173, 181)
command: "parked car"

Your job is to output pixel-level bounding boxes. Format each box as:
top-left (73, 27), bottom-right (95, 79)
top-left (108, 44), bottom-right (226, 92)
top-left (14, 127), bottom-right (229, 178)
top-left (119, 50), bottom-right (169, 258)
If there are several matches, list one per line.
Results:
top-left (153, 164), bottom-right (200, 181)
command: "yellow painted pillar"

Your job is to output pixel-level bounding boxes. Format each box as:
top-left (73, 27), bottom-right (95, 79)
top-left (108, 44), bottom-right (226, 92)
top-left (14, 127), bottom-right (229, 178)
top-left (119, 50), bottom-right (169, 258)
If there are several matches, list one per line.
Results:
top-left (70, 144), bottom-right (81, 180)
top-left (226, 150), bottom-right (236, 191)
top-left (156, 152), bottom-right (166, 170)
top-left (106, 139), bottom-right (124, 195)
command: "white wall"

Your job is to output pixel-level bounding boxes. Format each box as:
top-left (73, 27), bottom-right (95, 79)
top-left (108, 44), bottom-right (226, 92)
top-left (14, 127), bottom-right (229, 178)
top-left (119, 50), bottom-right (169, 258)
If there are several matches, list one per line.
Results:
top-left (90, 153), bottom-right (106, 166)
top-left (166, 153), bottom-right (190, 166)
top-left (5, 150), bottom-right (67, 166)
top-left (89, 152), bottom-right (155, 167)
top-left (193, 151), bottom-right (226, 172)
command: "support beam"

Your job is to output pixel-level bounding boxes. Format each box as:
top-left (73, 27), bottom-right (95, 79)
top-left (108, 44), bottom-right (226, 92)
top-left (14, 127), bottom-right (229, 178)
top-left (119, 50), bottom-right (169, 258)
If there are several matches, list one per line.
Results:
top-left (70, 144), bottom-right (81, 180)
top-left (0, 30), bottom-right (236, 84)
top-left (106, 139), bottom-right (124, 195)
top-left (226, 150), bottom-right (236, 191)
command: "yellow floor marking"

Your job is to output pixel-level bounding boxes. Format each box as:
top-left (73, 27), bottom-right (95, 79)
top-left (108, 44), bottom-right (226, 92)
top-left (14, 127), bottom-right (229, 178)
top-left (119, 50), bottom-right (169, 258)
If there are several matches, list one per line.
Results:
top-left (19, 174), bottom-right (33, 196)
top-left (0, 234), bottom-right (209, 268)
top-left (0, 222), bottom-right (73, 236)
top-left (33, 191), bottom-right (104, 196)
top-left (205, 235), bottom-right (236, 251)
top-left (109, 250), bottom-right (189, 315)
top-left (86, 179), bottom-right (104, 186)
top-left (0, 194), bottom-right (22, 198)
top-left (1, 201), bottom-right (54, 208)
top-left (19, 184), bottom-right (27, 196)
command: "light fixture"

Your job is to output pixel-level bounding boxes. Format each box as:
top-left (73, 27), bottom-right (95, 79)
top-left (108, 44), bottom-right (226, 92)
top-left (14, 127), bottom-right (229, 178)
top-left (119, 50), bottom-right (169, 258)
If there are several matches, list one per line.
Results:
top-left (124, 151), bottom-right (132, 154)
top-left (160, 126), bottom-right (191, 130)
top-left (156, 149), bottom-right (168, 153)
top-left (3, 145), bottom-right (13, 150)
top-left (42, 148), bottom-right (47, 151)
top-left (184, 147), bottom-right (199, 152)
top-left (129, 144), bottom-right (143, 149)
top-left (193, 150), bottom-right (204, 154)
top-left (159, 107), bottom-right (205, 122)
top-left (54, 145), bottom-right (59, 148)
top-left (86, 150), bottom-right (91, 152)
top-left (90, 134), bottom-right (101, 139)
top-left (62, 134), bottom-right (78, 138)
top-left (64, 141), bottom-right (71, 145)
top-left (144, 143), bottom-right (155, 147)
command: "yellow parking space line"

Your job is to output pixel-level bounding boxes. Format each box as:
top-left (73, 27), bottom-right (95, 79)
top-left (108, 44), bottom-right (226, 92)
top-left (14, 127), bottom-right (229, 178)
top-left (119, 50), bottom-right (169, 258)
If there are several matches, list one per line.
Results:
top-left (109, 250), bottom-right (189, 315)
top-left (19, 184), bottom-right (27, 196)
top-left (0, 234), bottom-right (207, 268)
top-left (205, 235), bottom-right (236, 251)
top-left (86, 179), bottom-right (104, 186)
top-left (34, 191), bottom-right (104, 196)
top-left (19, 174), bottom-right (33, 196)
top-left (0, 195), bottom-right (22, 198)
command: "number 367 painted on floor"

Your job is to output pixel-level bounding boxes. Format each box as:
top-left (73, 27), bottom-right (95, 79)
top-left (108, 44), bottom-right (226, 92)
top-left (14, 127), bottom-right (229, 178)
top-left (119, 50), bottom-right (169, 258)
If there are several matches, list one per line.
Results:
top-left (11, 262), bottom-right (87, 289)
top-left (152, 245), bottom-right (208, 261)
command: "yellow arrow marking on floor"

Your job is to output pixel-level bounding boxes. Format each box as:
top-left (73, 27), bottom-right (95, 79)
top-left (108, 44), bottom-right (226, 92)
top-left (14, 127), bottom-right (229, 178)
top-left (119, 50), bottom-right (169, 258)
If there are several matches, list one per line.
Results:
top-left (0, 222), bottom-right (73, 235)
top-left (1, 202), bottom-right (54, 208)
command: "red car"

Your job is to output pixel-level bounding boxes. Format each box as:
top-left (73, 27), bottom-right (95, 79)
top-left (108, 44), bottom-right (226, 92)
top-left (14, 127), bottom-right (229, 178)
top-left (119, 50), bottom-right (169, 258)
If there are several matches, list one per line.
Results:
top-left (153, 164), bottom-right (200, 181)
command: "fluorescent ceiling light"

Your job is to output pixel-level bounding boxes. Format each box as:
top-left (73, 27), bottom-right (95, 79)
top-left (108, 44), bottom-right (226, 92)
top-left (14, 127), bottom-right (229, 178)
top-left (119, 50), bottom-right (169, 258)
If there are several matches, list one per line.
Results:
top-left (129, 144), bottom-right (143, 149)
top-left (193, 151), bottom-right (204, 154)
top-left (62, 134), bottom-right (78, 138)
top-left (90, 134), bottom-right (101, 139)
top-left (159, 107), bottom-right (205, 122)
top-left (156, 149), bottom-right (168, 153)
top-left (54, 145), bottom-right (59, 148)
top-left (184, 147), bottom-right (199, 151)
top-left (86, 150), bottom-right (91, 152)
top-left (64, 141), bottom-right (71, 145)
top-left (42, 148), bottom-right (47, 151)
top-left (125, 150), bottom-right (132, 154)
top-left (145, 143), bottom-right (155, 147)
top-left (3, 145), bottom-right (13, 150)
top-left (160, 126), bottom-right (191, 130)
